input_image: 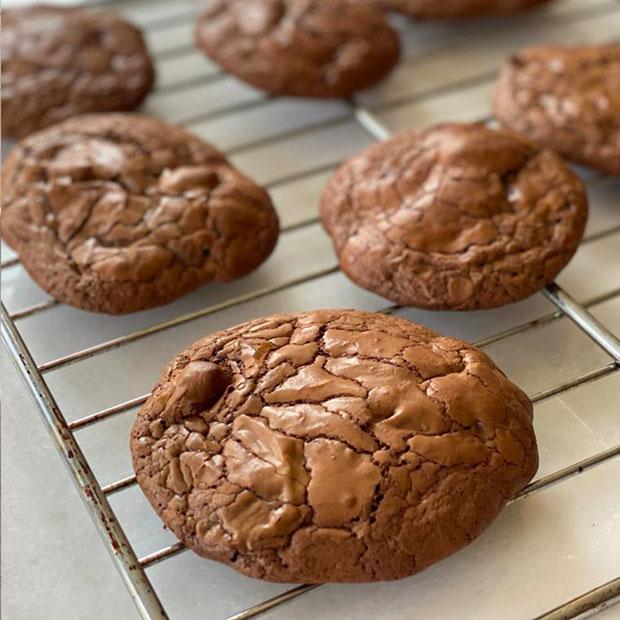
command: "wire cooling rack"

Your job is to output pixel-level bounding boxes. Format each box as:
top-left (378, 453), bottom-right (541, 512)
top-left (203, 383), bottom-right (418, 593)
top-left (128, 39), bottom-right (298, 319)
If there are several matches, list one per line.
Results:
top-left (2, 0), bottom-right (620, 618)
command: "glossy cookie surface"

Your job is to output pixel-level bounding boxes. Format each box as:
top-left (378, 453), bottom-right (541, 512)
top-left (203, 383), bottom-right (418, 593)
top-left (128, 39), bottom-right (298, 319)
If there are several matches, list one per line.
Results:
top-left (493, 44), bottom-right (620, 175)
top-left (321, 123), bottom-right (588, 310)
top-left (194, 0), bottom-right (400, 97)
top-left (1, 114), bottom-right (279, 314)
top-left (2, 5), bottom-right (155, 138)
top-left (131, 309), bottom-right (538, 583)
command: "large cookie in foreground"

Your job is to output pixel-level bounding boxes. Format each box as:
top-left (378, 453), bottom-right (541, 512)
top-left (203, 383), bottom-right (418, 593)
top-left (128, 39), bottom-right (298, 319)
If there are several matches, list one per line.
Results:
top-left (1, 114), bottom-right (279, 314)
top-left (131, 309), bottom-right (538, 583)
top-left (194, 0), bottom-right (400, 97)
top-left (321, 123), bottom-right (588, 310)
top-left (2, 5), bottom-right (155, 139)
top-left (493, 44), bottom-right (620, 175)
top-left (366, 0), bottom-right (553, 19)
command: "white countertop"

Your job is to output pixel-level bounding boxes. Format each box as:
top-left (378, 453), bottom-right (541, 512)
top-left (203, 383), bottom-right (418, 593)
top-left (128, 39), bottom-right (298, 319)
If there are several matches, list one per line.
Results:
top-left (1, 345), bottom-right (139, 620)
top-left (2, 0), bottom-right (620, 618)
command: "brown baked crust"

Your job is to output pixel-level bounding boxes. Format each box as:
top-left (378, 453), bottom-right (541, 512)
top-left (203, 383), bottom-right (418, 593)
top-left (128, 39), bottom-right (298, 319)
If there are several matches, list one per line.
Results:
top-left (493, 44), bottom-right (620, 175)
top-left (1, 114), bottom-right (280, 314)
top-left (1, 5), bottom-right (156, 139)
top-left (320, 123), bottom-right (588, 310)
top-left (194, 0), bottom-right (400, 98)
top-left (131, 309), bottom-right (538, 583)
top-left (364, 0), bottom-right (553, 19)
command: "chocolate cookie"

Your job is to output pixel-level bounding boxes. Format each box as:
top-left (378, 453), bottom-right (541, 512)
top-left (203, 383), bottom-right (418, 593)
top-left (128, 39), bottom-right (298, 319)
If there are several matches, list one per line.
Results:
top-left (131, 309), bottom-right (538, 583)
top-left (493, 44), bottom-right (620, 176)
top-left (320, 123), bottom-right (587, 310)
top-left (364, 0), bottom-right (552, 19)
top-left (194, 0), bottom-right (400, 98)
top-left (1, 114), bottom-right (279, 314)
top-left (2, 5), bottom-right (155, 139)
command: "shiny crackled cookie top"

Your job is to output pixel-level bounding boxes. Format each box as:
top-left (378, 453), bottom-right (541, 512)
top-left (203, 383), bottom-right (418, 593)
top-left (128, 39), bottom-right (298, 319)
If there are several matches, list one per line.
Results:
top-left (194, 0), bottom-right (400, 97)
top-left (1, 6), bottom-right (155, 138)
top-left (1, 114), bottom-right (279, 314)
top-left (493, 44), bottom-right (620, 175)
top-left (320, 123), bottom-right (588, 311)
top-left (131, 310), bottom-right (538, 583)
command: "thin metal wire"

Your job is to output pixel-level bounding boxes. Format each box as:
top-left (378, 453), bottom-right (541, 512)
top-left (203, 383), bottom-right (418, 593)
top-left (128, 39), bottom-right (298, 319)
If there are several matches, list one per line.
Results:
top-left (37, 266), bottom-right (339, 373)
top-left (140, 542), bottom-right (186, 568)
top-left (103, 474), bottom-right (139, 495)
top-left (517, 443), bottom-right (620, 499)
top-left (226, 586), bottom-right (321, 620)
top-left (474, 311), bottom-right (561, 348)
top-left (528, 364), bottom-right (618, 404)
top-left (154, 71), bottom-right (227, 96)
top-left (225, 113), bottom-right (355, 157)
top-left (69, 394), bottom-right (150, 430)
top-left (162, 95), bottom-right (267, 130)
top-left (544, 284), bottom-right (620, 361)
top-left (534, 577), bottom-right (620, 620)
top-left (585, 223), bottom-right (620, 244)
top-left (586, 285), bottom-right (620, 308)
top-left (0, 303), bottom-right (168, 620)
top-left (9, 299), bottom-right (58, 320)
top-left (0, 256), bottom-right (19, 269)
top-left (95, 0), bottom-right (198, 31)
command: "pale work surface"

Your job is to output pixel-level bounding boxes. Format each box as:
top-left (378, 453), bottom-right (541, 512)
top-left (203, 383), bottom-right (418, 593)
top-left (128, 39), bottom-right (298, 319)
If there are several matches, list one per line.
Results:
top-left (2, 0), bottom-right (620, 618)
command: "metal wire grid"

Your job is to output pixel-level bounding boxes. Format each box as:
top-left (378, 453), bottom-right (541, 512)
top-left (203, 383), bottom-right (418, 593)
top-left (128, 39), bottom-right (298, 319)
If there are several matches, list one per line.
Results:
top-left (2, 1), bottom-right (620, 618)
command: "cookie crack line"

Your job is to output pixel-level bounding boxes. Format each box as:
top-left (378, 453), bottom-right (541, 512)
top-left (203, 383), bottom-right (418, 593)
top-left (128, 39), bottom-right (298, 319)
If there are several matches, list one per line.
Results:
top-left (131, 309), bottom-right (538, 583)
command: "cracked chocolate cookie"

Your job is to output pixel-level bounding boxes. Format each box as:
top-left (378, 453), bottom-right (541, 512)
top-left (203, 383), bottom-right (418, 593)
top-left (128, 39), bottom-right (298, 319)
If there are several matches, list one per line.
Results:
top-left (321, 123), bottom-right (588, 310)
top-left (1, 114), bottom-right (279, 314)
top-left (131, 309), bottom-right (538, 583)
top-left (194, 0), bottom-right (400, 98)
top-left (2, 5), bottom-right (155, 139)
top-left (364, 0), bottom-right (553, 19)
top-left (493, 44), bottom-right (620, 176)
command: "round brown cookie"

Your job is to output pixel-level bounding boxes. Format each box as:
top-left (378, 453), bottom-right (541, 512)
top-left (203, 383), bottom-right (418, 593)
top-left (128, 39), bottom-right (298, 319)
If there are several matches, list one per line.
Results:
top-left (363, 0), bottom-right (553, 19)
top-left (320, 123), bottom-right (587, 310)
top-left (131, 309), bottom-right (538, 583)
top-left (194, 0), bottom-right (400, 98)
top-left (2, 5), bottom-right (155, 139)
top-left (1, 114), bottom-right (279, 315)
top-left (493, 44), bottom-right (620, 176)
